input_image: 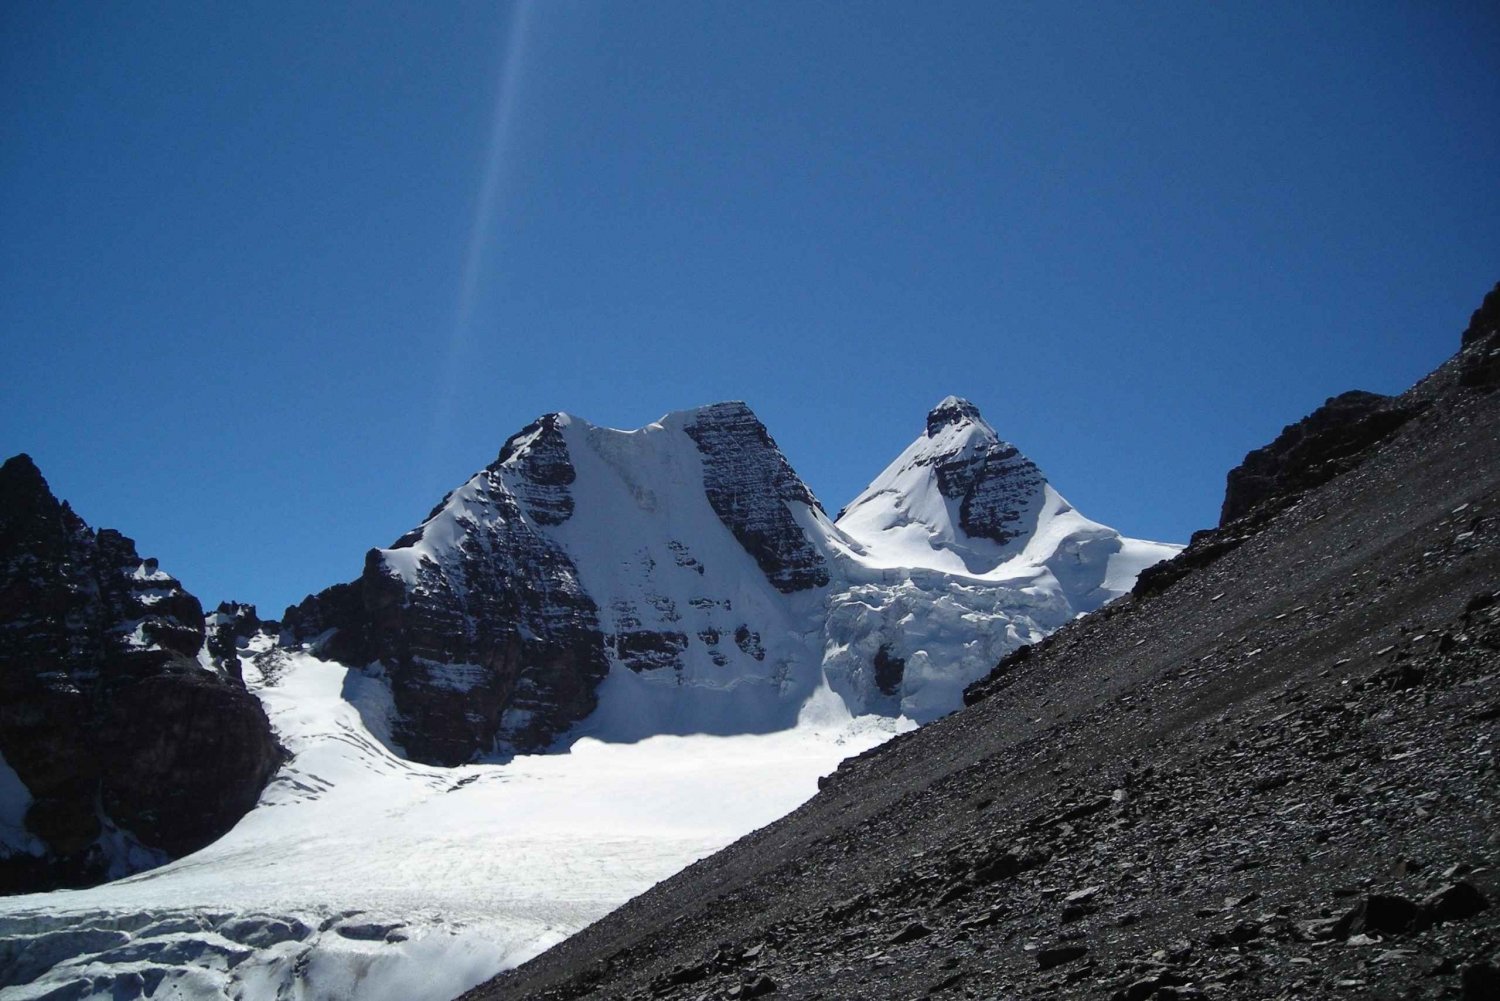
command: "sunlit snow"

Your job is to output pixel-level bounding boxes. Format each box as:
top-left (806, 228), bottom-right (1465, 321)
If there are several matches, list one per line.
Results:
top-left (0, 652), bottom-right (908, 1000)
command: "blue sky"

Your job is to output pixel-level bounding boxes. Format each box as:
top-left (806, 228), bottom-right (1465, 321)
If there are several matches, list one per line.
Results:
top-left (3, 1), bottom-right (1497, 615)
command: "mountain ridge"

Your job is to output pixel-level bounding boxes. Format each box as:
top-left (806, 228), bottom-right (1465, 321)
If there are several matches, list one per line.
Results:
top-left (279, 397), bottom-right (1177, 764)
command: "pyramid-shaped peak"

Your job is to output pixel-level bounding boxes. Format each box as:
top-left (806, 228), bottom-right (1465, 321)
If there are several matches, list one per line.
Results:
top-left (926, 396), bottom-right (991, 437)
top-left (1, 452), bottom-right (47, 491)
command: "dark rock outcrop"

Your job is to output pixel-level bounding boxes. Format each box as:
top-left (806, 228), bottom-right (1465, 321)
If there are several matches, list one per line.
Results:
top-left (683, 402), bottom-right (829, 593)
top-left (204, 601), bottom-right (279, 683)
top-left (1219, 390), bottom-right (1417, 525)
top-left (284, 420), bottom-right (609, 765)
top-left (0, 455), bottom-right (281, 894)
top-left (1459, 280), bottom-right (1500, 388)
top-left (924, 397), bottom-right (1047, 548)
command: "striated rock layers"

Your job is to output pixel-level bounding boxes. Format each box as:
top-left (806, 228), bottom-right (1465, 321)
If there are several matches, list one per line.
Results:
top-left (0, 455), bottom-right (281, 894)
top-left (282, 403), bottom-right (845, 765)
top-left (923, 395), bottom-right (1047, 549)
top-left (283, 415), bottom-right (608, 766)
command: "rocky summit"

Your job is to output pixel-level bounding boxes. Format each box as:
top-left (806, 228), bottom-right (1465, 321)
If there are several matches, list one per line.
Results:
top-left (279, 398), bottom-right (1177, 765)
top-left (463, 291), bottom-right (1500, 1000)
top-left (0, 456), bottom-right (282, 894)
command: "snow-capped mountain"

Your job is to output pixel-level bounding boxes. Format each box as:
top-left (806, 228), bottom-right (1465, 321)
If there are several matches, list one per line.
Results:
top-left (823, 396), bottom-right (1180, 720)
top-left (280, 398), bottom-right (1179, 764)
top-left (834, 395), bottom-right (1178, 602)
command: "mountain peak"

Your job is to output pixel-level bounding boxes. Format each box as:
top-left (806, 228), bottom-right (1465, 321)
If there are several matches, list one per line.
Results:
top-left (926, 397), bottom-right (990, 437)
top-left (0, 452), bottom-right (49, 500)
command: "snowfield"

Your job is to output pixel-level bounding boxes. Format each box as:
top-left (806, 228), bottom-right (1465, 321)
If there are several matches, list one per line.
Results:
top-left (0, 651), bottom-right (909, 1000)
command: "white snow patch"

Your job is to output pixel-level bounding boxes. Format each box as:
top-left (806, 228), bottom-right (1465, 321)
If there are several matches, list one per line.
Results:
top-left (0, 749), bottom-right (44, 859)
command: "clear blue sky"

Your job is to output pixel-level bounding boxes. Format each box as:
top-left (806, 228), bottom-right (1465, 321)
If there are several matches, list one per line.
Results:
top-left (3, 1), bottom-right (1497, 616)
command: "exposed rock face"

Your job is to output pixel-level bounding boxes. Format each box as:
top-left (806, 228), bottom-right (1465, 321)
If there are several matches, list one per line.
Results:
top-left (0, 455), bottom-right (281, 893)
top-left (204, 601), bottom-right (279, 683)
top-left (285, 420), bottom-right (607, 765)
top-left (683, 402), bottom-right (829, 592)
top-left (1219, 389), bottom-right (1416, 525)
top-left (1459, 280), bottom-right (1500, 388)
top-left (924, 396), bottom-right (1047, 548)
top-left (283, 403), bottom-right (858, 763)
top-left (285, 396), bottom-right (1180, 762)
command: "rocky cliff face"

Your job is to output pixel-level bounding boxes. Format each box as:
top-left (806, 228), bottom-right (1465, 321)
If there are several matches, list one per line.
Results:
top-left (463, 287), bottom-right (1500, 1001)
top-left (1459, 280), bottom-right (1500, 388)
top-left (282, 404), bottom-right (856, 764)
top-left (682, 402), bottom-right (829, 592)
top-left (284, 415), bottom-right (607, 765)
top-left (203, 601), bottom-right (280, 684)
top-left (1219, 390), bottom-right (1417, 526)
top-left (0, 455), bottom-right (282, 893)
top-left (923, 396), bottom-right (1047, 548)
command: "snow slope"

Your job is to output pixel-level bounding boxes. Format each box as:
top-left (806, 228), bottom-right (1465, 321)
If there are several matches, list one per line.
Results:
top-left (0, 646), bottom-right (907, 1000)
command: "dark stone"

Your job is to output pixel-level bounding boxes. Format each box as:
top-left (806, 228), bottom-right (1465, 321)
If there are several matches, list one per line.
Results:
top-left (1061, 885), bottom-right (1102, 923)
top-left (1036, 944), bottom-right (1089, 969)
top-left (1060, 902), bottom-right (1097, 923)
top-left (204, 601), bottom-right (276, 682)
top-left (283, 426), bottom-right (608, 765)
top-left (613, 629), bottom-right (689, 673)
top-left (873, 644), bottom-right (905, 697)
top-left (1421, 882), bottom-right (1488, 924)
top-left (1461, 962), bottom-right (1500, 1001)
top-left (665, 961), bottom-right (708, 985)
top-left (734, 625), bottom-right (766, 661)
top-left (1459, 281), bottom-right (1500, 387)
top-left (741, 974), bottom-right (778, 998)
top-left (1115, 973), bottom-right (1187, 1001)
top-left (923, 398), bottom-right (1046, 549)
top-left (1332, 894), bottom-right (1425, 938)
top-left (971, 852), bottom-right (1024, 885)
top-left (1225, 920), bottom-right (1261, 944)
top-left (888, 921), bottom-right (933, 944)
top-left (0, 454), bottom-right (281, 893)
top-left (494, 415), bottom-right (577, 526)
top-left (683, 402), bottom-right (829, 593)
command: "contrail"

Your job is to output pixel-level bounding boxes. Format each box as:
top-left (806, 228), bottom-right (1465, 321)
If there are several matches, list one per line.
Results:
top-left (423, 0), bottom-right (534, 496)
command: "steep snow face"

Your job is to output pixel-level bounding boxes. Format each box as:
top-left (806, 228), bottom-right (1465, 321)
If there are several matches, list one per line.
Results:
top-left (837, 395), bottom-right (1048, 572)
top-left (0, 401), bottom-right (1181, 998)
top-left (530, 404), bottom-right (836, 742)
top-left (833, 396), bottom-right (1180, 606)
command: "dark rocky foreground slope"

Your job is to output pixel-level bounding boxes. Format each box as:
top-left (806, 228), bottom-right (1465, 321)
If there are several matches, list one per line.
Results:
top-left (464, 293), bottom-right (1500, 1000)
top-left (0, 456), bottom-right (281, 893)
